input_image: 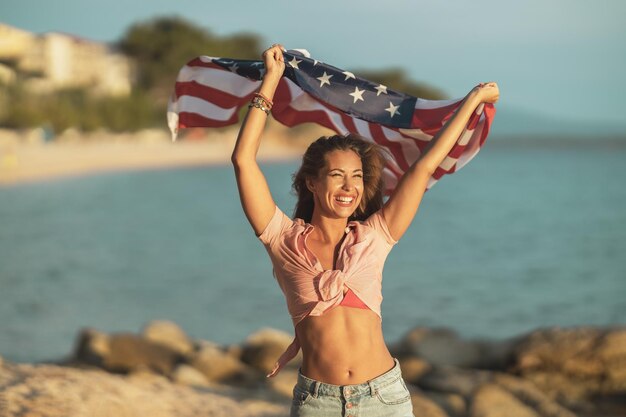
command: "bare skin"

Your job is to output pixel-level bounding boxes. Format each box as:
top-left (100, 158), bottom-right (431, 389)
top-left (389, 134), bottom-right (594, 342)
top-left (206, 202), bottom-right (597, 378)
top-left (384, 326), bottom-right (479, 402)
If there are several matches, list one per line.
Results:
top-left (300, 151), bottom-right (395, 383)
top-left (231, 44), bottom-right (500, 384)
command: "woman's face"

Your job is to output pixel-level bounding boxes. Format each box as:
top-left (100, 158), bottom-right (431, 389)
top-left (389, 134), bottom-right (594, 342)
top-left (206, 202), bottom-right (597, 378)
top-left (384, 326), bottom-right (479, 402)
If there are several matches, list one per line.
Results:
top-left (307, 149), bottom-right (364, 220)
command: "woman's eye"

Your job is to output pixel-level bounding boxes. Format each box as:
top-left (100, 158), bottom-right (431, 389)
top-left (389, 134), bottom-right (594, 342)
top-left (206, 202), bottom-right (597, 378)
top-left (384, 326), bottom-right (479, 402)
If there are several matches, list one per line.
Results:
top-left (331, 173), bottom-right (342, 177)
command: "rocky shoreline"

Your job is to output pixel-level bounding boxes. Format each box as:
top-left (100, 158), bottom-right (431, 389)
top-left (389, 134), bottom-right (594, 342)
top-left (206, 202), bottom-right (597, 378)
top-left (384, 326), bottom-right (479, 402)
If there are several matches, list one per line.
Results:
top-left (1, 322), bottom-right (625, 417)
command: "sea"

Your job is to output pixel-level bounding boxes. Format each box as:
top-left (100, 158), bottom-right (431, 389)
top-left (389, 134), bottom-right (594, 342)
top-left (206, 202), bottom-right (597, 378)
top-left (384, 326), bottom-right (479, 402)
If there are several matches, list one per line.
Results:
top-left (1, 140), bottom-right (625, 363)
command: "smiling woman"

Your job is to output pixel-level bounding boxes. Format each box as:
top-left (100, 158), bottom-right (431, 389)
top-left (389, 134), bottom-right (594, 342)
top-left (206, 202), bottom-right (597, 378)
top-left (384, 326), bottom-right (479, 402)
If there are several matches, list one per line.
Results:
top-left (230, 43), bottom-right (498, 417)
top-left (292, 135), bottom-right (386, 224)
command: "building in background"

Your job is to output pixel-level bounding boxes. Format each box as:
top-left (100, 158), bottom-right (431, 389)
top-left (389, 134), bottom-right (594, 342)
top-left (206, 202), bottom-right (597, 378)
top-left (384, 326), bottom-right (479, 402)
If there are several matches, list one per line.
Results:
top-left (0, 23), bottom-right (133, 96)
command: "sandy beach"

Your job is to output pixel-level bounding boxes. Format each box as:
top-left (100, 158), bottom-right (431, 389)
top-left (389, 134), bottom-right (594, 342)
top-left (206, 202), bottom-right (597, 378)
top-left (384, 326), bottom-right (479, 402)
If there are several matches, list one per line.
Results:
top-left (0, 121), bottom-right (333, 187)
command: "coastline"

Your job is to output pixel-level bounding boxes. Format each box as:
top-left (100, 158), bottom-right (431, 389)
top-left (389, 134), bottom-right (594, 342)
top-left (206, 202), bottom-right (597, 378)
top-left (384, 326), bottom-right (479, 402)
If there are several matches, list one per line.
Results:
top-left (0, 122), bottom-right (333, 187)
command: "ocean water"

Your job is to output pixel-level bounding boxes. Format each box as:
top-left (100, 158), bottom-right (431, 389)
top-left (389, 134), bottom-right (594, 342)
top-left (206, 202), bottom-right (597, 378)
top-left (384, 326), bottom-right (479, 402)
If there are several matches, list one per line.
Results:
top-left (1, 141), bottom-right (625, 363)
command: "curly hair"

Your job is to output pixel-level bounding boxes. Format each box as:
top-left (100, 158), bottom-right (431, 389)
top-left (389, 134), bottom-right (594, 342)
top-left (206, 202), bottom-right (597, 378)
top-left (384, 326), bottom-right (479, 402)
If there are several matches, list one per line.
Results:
top-left (292, 133), bottom-right (387, 222)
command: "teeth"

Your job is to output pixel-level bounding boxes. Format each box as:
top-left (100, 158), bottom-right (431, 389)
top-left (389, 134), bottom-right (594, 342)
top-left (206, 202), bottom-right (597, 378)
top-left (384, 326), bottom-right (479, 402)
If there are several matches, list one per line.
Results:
top-left (336, 196), bottom-right (354, 203)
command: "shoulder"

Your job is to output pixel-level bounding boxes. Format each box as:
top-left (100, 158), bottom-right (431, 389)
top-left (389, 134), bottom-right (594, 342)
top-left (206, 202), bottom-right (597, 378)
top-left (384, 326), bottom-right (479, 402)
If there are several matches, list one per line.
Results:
top-left (360, 209), bottom-right (398, 246)
top-left (257, 205), bottom-right (303, 247)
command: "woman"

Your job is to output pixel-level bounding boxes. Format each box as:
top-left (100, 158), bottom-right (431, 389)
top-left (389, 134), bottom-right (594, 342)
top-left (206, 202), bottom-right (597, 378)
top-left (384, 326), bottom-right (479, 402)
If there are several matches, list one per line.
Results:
top-left (231, 44), bottom-right (499, 417)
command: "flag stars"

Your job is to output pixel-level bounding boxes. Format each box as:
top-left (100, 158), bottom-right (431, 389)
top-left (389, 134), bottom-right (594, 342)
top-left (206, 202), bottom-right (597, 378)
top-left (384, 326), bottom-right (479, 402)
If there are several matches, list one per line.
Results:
top-left (228, 63), bottom-right (239, 73)
top-left (288, 57), bottom-right (302, 69)
top-left (375, 84), bottom-right (388, 96)
top-left (317, 71), bottom-right (333, 87)
top-left (342, 71), bottom-right (356, 81)
top-left (385, 102), bottom-right (401, 118)
top-left (349, 87), bottom-right (365, 103)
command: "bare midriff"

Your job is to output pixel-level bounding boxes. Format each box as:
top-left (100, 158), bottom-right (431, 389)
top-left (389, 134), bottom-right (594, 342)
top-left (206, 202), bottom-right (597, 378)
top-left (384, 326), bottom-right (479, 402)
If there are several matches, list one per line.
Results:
top-left (295, 304), bottom-right (395, 385)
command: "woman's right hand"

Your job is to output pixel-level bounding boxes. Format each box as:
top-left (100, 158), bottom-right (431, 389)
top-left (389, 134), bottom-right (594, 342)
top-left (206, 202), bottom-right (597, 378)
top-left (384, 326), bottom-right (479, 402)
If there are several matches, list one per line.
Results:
top-left (262, 44), bottom-right (286, 84)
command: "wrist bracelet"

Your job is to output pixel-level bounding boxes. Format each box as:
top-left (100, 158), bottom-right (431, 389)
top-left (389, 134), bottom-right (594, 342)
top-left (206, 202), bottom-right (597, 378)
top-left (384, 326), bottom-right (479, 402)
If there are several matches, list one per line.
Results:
top-left (253, 93), bottom-right (273, 109)
top-left (248, 100), bottom-right (270, 115)
top-left (254, 92), bottom-right (274, 107)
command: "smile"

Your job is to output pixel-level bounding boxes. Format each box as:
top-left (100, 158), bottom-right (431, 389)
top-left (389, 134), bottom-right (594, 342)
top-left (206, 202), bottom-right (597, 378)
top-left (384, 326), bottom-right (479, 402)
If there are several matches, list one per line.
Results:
top-left (334, 195), bottom-right (355, 205)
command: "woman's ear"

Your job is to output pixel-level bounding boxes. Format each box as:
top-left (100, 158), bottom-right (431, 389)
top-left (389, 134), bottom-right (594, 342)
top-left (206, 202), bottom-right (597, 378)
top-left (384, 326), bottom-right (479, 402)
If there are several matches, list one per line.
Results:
top-left (305, 177), bottom-right (316, 193)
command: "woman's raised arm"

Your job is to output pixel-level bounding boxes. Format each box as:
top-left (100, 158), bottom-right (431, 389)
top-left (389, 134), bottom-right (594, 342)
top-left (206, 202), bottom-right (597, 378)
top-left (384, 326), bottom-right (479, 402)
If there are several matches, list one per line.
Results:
top-left (381, 82), bottom-right (500, 242)
top-left (231, 45), bottom-right (286, 236)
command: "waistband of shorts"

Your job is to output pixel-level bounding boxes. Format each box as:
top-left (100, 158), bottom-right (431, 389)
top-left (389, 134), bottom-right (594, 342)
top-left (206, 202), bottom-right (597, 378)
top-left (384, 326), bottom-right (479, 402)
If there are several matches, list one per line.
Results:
top-left (295, 357), bottom-right (402, 398)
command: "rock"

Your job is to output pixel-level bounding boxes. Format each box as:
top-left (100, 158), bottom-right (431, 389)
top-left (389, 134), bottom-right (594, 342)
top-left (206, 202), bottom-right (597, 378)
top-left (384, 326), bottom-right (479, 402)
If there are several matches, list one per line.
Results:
top-left (189, 344), bottom-right (254, 385)
top-left (408, 388), bottom-right (450, 417)
top-left (240, 328), bottom-right (302, 373)
top-left (596, 328), bottom-right (626, 391)
top-left (73, 327), bottom-right (111, 367)
top-left (142, 320), bottom-right (194, 357)
top-left (194, 339), bottom-right (222, 351)
top-left (107, 333), bottom-right (183, 375)
top-left (398, 356), bottom-right (431, 384)
top-left (511, 372), bottom-right (591, 412)
top-left (512, 326), bottom-right (604, 376)
top-left (425, 391), bottom-right (467, 417)
top-left (225, 343), bottom-right (244, 359)
top-left (510, 326), bottom-right (626, 409)
top-left (74, 329), bottom-right (183, 375)
top-left (172, 364), bottom-right (211, 387)
top-left (266, 368), bottom-right (299, 399)
top-left (493, 374), bottom-right (578, 417)
top-left (470, 384), bottom-right (539, 417)
top-left (395, 327), bottom-right (517, 370)
top-left (0, 362), bottom-right (289, 417)
top-left (418, 366), bottom-right (494, 398)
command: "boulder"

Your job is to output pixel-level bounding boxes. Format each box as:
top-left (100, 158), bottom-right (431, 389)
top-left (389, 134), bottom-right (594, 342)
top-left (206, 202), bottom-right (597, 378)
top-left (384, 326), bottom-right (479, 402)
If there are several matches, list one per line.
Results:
top-left (418, 366), bottom-right (494, 398)
top-left (395, 326), bottom-right (517, 370)
top-left (493, 374), bottom-right (578, 417)
top-left (172, 364), bottom-right (211, 387)
top-left (189, 344), bottom-right (255, 385)
top-left (74, 328), bottom-right (182, 375)
top-left (266, 368), bottom-right (299, 399)
top-left (142, 320), bottom-right (194, 357)
top-left (510, 326), bottom-right (626, 408)
top-left (470, 384), bottom-right (539, 417)
top-left (73, 328), bottom-right (111, 367)
top-left (408, 388), bottom-right (450, 417)
top-left (398, 356), bottom-right (431, 384)
top-left (240, 327), bottom-right (302, 373)
top-left (511, 326), bottom-right (604, 375)
top-left (595, 327), bottom-right (626, 391)
top-left (425, 391), bottom-right (467, 417)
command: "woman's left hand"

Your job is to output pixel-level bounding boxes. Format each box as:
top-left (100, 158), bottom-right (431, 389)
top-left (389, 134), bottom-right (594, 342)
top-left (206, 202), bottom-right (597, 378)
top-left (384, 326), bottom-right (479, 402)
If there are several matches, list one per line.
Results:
top-left (472, 82), bottom-right (500, 104)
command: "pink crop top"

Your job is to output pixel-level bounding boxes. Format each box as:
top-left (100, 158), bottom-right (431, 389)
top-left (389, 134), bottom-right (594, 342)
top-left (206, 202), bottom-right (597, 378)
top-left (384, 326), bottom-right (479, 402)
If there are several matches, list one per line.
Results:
top-left (257, 205), bottom-right (398, 377)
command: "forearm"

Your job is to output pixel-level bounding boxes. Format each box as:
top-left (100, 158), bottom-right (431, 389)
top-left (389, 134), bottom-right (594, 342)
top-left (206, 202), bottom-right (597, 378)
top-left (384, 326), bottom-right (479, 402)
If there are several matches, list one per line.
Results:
top-left (231, 78), bottom-right (280, 164)
top-left (415, 90), bottom-right (482, 174)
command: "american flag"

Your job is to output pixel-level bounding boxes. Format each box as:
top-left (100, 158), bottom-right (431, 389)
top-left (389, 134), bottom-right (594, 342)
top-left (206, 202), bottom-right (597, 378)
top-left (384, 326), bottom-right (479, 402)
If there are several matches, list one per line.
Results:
top-left (167, 49), bottom-right (496, 194)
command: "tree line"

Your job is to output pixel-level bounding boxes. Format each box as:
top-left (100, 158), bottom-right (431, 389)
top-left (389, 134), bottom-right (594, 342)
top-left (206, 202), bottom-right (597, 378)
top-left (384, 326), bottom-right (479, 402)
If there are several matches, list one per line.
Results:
top-left (0, 17), bottom-right (444, 135)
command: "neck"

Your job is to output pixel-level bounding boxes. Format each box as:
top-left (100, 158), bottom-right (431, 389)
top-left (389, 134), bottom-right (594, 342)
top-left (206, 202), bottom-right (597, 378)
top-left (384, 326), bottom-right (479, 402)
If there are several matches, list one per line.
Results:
top-left (309, 209), bottom-right (349, 243)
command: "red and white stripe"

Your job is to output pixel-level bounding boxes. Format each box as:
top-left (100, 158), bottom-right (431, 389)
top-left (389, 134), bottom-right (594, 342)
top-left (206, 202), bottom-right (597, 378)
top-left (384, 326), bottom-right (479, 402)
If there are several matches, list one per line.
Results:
top-left (168, 55), bottom-right (496, 195)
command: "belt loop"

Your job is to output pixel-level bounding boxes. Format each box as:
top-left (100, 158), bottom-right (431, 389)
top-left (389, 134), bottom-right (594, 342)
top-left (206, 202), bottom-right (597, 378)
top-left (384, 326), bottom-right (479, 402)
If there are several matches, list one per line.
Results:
top-left (368, 380), bottom-right (376, 397)
top-left (312, 380), bottom-right (319, 398)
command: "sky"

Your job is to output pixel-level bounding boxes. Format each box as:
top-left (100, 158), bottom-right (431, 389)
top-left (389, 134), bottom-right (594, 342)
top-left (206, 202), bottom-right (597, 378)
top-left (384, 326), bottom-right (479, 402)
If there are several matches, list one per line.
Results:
top-left (2, 0), bottom-right (626, 126)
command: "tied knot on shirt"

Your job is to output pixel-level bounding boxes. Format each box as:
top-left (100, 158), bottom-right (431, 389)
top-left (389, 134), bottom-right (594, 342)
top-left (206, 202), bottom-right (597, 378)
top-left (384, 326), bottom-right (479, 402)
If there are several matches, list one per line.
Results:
top-left (316, 269), bottom-right (348, 302)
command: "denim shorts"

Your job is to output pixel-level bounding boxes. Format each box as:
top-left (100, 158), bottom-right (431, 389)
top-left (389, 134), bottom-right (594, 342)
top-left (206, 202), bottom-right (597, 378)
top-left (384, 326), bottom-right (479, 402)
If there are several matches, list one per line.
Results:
top-left (290, 357), bottom-right (415, 417)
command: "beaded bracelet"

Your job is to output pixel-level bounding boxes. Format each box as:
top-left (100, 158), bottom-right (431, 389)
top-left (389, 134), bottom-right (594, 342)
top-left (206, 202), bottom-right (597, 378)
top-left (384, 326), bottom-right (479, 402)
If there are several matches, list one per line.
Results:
top-left (252, 93), bottom-right (273, 110)
top-left (254, 92), bottom-right (274, 107)
top-left (248, 96), bottom-right (271, 115)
